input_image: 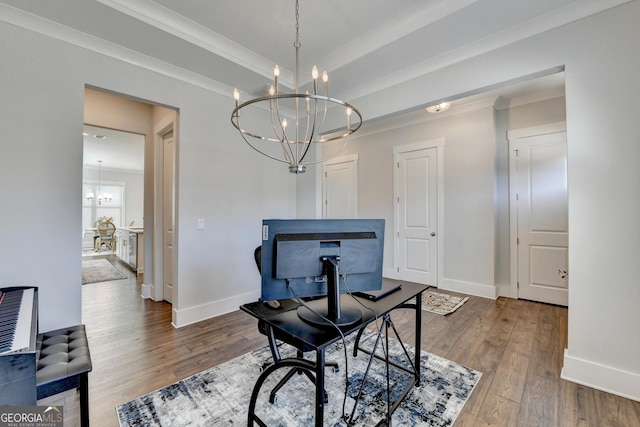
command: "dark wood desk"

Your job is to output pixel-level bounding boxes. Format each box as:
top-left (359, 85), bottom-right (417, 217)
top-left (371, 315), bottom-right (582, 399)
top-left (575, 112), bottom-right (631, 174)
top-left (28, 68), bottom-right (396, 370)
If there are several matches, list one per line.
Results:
top-left (241, 281), bottom-right (428, 426)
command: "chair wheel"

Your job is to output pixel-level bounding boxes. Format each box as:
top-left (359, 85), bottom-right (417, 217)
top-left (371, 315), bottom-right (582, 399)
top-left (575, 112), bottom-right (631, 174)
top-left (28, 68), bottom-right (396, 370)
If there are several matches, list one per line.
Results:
top-left (332, 366), bottom-right (340, 373)
top-left (269, 394), bottom-right (278, 404)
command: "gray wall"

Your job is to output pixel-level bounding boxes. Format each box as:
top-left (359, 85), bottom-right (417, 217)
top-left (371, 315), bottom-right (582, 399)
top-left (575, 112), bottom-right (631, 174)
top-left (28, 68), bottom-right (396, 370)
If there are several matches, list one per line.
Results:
top-left (0, 1), bottom-right (638, 401)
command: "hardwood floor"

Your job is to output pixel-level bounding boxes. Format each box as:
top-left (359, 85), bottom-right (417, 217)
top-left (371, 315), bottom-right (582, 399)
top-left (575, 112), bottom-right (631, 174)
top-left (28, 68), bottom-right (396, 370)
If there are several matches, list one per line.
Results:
top-left (42, 259), bottom-right (640, 426)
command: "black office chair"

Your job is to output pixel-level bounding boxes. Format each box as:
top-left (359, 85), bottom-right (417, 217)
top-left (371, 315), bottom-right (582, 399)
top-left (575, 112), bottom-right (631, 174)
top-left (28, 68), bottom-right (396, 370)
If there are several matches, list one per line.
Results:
top-left (254, 246), bottom-right (338, 403)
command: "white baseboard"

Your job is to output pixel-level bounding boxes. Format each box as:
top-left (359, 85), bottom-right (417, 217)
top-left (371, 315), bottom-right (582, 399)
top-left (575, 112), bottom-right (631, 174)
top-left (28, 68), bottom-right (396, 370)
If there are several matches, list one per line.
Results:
top-left (561, 349), bottom-right (640, 402)
top-left (140, 283), bottom-right (151, 299)
top-left (383, 271), bottom-right (497, 300)
top-left (172, 290), bottom-right (260, 328)
top-left (438, 278), bottom-right (497, 299)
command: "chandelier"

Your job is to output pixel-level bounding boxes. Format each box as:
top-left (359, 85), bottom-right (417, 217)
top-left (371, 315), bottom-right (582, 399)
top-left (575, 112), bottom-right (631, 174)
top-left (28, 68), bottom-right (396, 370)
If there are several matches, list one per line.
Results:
top-left (85, 160), bottom-right (112, 205)
top-left (230, 0), bottom-right (362, 174)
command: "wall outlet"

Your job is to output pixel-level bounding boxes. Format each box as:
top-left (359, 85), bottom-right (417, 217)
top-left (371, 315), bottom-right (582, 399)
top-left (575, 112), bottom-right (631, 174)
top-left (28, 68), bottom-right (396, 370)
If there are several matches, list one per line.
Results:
top-left (197, 218), bottom-right (205, 229)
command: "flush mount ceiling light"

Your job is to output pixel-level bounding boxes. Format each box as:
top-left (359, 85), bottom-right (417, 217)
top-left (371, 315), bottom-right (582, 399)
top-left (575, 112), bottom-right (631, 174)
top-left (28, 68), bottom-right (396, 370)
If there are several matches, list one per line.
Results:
top-left (230, 0), bottom-right (362, 174)
top-left (426, 102), bottom-right (451, 113)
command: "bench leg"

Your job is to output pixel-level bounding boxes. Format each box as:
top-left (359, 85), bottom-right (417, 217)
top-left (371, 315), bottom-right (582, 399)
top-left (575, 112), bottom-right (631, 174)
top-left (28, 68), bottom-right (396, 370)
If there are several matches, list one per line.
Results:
top-left (80, 373), bottom-right (89, 427)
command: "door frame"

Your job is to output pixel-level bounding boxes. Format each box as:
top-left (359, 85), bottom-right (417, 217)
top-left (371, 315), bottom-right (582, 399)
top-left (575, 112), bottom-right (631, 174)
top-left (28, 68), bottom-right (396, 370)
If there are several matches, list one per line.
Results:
top-left (508, 121), bottom-right (567, 300)
top-left (392, 138), bottom-right (445, 283)
top-left (147, 115), bottom-right (178, 306)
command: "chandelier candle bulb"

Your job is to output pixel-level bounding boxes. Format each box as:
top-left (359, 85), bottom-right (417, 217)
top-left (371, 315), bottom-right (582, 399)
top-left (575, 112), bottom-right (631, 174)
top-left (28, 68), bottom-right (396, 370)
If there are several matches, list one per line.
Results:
top-left (312, 65), bottom-right (319, 94)
top-left (233, 88), bottom-right (239, 108)
top-left (274, 65), bottom-right (280, 93)
top-left (323, 71), bottom-right (328, 96)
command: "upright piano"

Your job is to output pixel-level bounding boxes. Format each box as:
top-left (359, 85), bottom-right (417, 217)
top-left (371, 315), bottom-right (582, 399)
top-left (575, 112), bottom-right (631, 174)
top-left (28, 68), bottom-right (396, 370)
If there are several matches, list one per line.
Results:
top-left (0, 286), bottom-right (38, 405)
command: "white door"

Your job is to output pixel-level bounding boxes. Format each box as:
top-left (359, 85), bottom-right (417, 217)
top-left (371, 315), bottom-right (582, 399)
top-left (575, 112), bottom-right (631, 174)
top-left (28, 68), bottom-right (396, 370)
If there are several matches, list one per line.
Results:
top-left (509, 124), bottom-right (568, 306)
top-left (323, 154), bottom-right (358, 219)
top-left (394, 145), bottom-right (438, 285)
top-left (163, 131), bottom-right (175, 303)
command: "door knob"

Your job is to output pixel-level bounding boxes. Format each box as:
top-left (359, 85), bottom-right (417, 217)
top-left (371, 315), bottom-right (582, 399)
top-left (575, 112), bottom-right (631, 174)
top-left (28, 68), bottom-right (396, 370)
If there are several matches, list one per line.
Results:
top-left (431, 232), bottom-right (436, 237)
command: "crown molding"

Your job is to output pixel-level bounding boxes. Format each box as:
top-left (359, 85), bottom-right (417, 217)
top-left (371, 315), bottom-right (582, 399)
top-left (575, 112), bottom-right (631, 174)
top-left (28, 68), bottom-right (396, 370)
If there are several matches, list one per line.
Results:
top-left (340, 0), bottom-right (632, 102)
top-left (319, 0), bottom-right (478, 73)
top-left (0, 0), bottom-right (631, 104)
top-left (96, 0), bottom-right (295, 88)
top-left (0, 2), bottom-right (235, 97)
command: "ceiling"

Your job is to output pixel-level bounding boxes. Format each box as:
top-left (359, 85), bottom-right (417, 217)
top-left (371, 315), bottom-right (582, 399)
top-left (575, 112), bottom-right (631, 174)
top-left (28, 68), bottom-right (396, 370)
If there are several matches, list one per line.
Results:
top-left (2, 0), bottom-right (623, 170)
top-left (83, 125), bottom-right (145, 172)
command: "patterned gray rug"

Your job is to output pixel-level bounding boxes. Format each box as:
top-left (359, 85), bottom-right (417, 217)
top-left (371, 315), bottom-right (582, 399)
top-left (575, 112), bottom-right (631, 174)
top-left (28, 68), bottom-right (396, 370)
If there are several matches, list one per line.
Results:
top-left (116, 329), bottom-right (481, 426)
top-left (81, 258), bottom-right (127, 284)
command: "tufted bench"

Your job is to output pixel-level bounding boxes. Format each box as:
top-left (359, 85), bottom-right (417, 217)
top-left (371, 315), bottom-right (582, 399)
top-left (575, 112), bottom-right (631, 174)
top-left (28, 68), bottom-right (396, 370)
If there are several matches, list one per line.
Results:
top-left (36, 325), bottom-right (92, 427)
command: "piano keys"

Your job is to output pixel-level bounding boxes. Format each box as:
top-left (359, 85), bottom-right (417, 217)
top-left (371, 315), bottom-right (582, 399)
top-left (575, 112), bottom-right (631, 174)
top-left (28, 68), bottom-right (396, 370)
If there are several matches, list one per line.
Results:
top-left (0, 286), bottom-right (38, 405)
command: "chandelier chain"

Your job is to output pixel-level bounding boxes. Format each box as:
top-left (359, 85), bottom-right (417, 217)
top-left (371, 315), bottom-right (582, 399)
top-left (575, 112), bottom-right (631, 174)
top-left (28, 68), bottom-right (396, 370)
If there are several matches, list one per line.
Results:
top-left (294, 0), bottom-right (301, 48)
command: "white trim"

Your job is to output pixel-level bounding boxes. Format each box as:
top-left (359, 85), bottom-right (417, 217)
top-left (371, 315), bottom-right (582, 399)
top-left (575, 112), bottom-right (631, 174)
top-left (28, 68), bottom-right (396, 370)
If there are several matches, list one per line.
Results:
top-left (149, 116), bottom-right (177, 303)
top-left (172, 290), bottom-right (259, 328)
top-left (95, 0), bottom-right (286, 86)
top-left (438, 278), bottom-right (498, 300)
top-left (0, 1), bottom-right (629, 102)
top-left (393, 138), bottom-right (445, 286)
top-left (340, 0), bottom-right (632, 101)
top-left (507, 121), bottom-right (567, 300)
top-left (562, 349), bottom-right (640, 402)
top-left (320, 0), bottom-right (478, 74)
top-left (0, 3), bottom-right (233, 97)
top-left (507, 121), bottom-right (567, 140)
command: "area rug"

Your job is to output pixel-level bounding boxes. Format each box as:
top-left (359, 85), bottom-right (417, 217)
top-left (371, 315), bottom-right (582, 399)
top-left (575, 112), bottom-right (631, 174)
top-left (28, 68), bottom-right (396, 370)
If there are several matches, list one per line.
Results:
top-left (116, 330), bottom-right (481, 426)
top-left (422, 291), bottom-right (469, 315)
top-left (81, 258), bottom-right (127, 284)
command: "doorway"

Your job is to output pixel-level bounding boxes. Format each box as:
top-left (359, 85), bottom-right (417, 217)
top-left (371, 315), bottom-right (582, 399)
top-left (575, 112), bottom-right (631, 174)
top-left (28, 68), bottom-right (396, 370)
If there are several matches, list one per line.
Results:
top-left (82, 126), bottom-right (145, 271)
top-left (508, 122), bottom-right (568, 306)
top-left (84, 87), bottom-right (178, 309)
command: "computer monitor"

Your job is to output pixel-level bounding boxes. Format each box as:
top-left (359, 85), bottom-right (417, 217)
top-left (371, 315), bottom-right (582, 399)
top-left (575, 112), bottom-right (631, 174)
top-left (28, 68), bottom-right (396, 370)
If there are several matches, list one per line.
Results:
top-left (261, 219), bottom-right (384, 327)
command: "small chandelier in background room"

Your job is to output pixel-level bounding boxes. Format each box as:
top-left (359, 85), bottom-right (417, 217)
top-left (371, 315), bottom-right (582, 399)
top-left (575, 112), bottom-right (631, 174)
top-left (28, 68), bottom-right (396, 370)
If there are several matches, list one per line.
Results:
top-left (230, 0), bottom-right (362, 174)
top-left (426, 102), bottom-right (451, 113)
top-left (85, 160), bottom-right (112, 205)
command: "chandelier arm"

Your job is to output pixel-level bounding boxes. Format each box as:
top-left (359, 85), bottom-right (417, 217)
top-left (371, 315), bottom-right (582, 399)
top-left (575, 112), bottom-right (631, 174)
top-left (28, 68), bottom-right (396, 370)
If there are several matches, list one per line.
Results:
top-left (271, 97), bottom-right (296, 163)
top-left (297, 98), bottom-right (320, 162)
top-left (232, 108), bottom-right (281, 143)
top-left (270, 103), bottom-right (297, 166)
top-left (316, 97), bottom-right (330, 140)
top-left (302, 100), bottom-right (312, 144)
top-left (317, 104), bottom-right (363, 142)
top-left (280, 125), bottom-right (296, 165)
top-left (302, 135), bottom-right (353, 167)
top-left (236, 121), bottom-right (292, 166)
top-left (269, 102), bottom-right (284, 144)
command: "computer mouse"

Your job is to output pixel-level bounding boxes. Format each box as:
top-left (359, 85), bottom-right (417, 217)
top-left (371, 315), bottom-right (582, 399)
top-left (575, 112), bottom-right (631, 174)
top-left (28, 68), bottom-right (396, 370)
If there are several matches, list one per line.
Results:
top-left (263, 300), bottom-right (281, 309)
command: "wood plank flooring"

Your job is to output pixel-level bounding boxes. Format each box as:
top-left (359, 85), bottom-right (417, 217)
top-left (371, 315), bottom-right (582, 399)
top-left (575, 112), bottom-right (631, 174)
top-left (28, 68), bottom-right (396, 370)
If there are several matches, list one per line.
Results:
top-left (41, 257), bottom-right (640, 426)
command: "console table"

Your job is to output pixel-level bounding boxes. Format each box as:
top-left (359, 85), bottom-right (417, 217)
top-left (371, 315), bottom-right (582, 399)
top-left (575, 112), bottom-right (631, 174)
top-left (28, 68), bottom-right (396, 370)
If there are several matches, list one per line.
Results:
top-left (240, 281), bottom-right (428, 426)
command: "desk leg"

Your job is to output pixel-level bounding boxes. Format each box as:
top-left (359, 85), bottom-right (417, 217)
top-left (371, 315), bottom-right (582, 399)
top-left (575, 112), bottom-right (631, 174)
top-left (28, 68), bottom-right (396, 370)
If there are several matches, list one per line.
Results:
top-left (415, 293), bottom-right (422, 386)
top-left (315, 349), bottom-right (325, 427)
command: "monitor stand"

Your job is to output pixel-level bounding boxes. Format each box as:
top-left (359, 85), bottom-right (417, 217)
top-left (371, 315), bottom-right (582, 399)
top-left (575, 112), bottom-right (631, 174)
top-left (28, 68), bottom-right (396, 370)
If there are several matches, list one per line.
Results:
top-left (297, 257), bottom-right (362, 328)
